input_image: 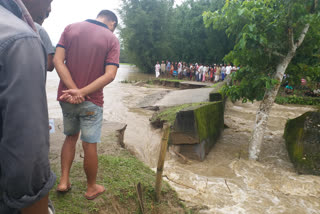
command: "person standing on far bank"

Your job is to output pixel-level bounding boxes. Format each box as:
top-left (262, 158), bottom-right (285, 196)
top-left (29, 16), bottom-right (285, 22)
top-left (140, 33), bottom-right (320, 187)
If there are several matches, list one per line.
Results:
top-left (53, 10), bottom-right (120, 200)
top-left (160, 60), bottom-right (166, 77)
top-left (155, 61), bottom-right (160, 78)
top-left (166, 60), bottom-right (171, 78)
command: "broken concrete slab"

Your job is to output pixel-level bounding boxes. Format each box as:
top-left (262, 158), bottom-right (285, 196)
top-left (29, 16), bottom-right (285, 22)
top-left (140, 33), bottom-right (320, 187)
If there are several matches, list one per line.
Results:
top-left (154, 88), bottom-right (213, 107)
top-left (170, 102), bottom-right (224, 161)
top-left (284, 111), bottom-right (320, 175)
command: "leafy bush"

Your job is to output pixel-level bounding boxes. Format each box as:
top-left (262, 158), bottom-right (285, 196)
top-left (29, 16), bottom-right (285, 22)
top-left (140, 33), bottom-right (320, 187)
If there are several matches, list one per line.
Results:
top-left (275, 95), bottom-right (320, 106)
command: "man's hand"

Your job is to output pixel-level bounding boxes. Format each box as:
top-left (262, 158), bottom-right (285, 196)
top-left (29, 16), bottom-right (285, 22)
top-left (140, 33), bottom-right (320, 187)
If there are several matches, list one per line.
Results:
top-left (60, 89), bottom-right (85, 104)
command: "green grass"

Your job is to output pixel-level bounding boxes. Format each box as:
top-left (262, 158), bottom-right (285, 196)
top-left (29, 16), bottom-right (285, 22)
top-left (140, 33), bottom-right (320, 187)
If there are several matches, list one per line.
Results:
top-left (120, 79), bottom-right (138, 84)
top-left (158, 78), bottom-right (185, 83)
top-left (120, 63), bottom-right (135, 66)
top-left (150, 102), bottom-right (210, 126)
top-left (207, 84), bottom-right (217, 88)
top-left (50, 151), bottom-right (188, 213)
top-left (275, 95), bottom-right (320, 106)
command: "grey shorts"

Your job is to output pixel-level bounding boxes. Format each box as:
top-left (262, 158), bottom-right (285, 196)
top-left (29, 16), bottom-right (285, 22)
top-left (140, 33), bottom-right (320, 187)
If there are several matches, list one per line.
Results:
top-left (60, 101), bottom-right (103, 143)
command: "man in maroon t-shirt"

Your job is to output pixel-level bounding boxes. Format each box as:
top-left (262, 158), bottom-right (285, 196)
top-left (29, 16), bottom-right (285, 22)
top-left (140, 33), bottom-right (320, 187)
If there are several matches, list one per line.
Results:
top-left (53, 10), bottom-right (120, 200)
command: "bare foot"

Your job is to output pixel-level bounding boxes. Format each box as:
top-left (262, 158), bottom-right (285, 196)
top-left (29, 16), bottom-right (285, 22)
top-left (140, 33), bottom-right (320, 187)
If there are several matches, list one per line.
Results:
top-left (85, 184), bottom-right (105, 200)
top-left (56, 182), bottom-right (72, 192)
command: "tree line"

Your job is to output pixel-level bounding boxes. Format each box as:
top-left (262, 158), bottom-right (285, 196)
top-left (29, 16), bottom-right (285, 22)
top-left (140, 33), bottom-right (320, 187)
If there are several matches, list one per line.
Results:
top-left (118, 0), bottom-right (233, 72)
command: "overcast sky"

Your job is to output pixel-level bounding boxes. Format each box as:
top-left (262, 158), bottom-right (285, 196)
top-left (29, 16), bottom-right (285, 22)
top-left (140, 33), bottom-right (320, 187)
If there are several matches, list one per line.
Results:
top-left (43, 0), bottom-right (183, 44)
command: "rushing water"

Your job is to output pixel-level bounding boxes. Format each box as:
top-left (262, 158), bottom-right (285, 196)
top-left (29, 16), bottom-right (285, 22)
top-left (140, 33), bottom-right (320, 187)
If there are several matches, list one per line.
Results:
top-left (164, 101), bottom-right (320, 214)
top-left (46, 65), bottom-right (320, 213)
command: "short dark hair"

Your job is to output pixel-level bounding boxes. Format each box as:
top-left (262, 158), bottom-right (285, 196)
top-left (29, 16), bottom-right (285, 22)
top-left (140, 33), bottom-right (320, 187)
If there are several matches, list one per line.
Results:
top-left (97, 10), bottom-right (118, 28)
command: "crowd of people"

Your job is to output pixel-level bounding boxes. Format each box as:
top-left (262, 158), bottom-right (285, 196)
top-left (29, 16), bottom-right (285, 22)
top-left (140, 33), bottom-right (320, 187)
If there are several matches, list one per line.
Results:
top-left (155, 60), bottom-right (239, 82)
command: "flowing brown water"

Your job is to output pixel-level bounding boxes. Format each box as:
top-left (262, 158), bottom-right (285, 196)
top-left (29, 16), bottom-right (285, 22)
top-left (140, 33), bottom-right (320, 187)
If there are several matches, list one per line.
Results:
top-left (47, 65), bottom-right (320, 213)
top-left (164, 101), bottom-right (320, 213)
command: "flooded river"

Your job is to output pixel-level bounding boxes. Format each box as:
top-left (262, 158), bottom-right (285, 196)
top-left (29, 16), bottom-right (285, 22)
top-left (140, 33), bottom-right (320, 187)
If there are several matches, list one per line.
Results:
top-left (46, 65), bottom-right (320, 213)
top-left (165, 101), bottom-right (320, 214)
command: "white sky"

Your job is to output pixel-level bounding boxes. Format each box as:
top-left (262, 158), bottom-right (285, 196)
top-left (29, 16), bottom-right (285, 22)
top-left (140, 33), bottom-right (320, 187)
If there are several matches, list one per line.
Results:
top-left (43, 0), bottom-right (121, 44)
top-left (43, 0), bottom-right (183, 44)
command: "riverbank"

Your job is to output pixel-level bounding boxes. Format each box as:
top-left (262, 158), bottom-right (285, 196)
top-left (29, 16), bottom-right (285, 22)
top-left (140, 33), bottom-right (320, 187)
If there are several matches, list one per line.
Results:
top-left (46, 66), bottom-right (320, 213)
top-left (133, 78), bottom-right (320, 213)
top-left (48, 120), bottom-right (188, 213)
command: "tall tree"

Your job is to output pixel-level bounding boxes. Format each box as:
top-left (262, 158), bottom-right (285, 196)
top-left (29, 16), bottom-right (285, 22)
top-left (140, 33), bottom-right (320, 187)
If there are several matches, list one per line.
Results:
top-left (171, 0), bottom-right (232, 63)
top-left (204, 0), bottom-right (320, 160)
top-left (119, 0), bottom-right (233, 72)
top-left (119, 0), bottom-right (174, 72)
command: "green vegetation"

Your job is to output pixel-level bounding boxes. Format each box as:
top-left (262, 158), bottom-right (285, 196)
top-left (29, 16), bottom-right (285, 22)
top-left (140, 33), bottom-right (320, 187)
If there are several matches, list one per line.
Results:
top-left (193, 102), bottom-right (224, 145)
top-left (158, 78), bottom-right (185, 83)
top-left (275, 95), bottom-right (320, 106)
top-left (150, 102), bottom-right (210, 127)
top-left (204, 0), bottom-right (320, 103)
top-left (118, 0), bottom-right (232, 73)
top-left (120, 63), bottom-right (135, 66)
top-left (50, 151), bottom-right (188, 213)
top-left (120, 80), bottom-right (133, 84)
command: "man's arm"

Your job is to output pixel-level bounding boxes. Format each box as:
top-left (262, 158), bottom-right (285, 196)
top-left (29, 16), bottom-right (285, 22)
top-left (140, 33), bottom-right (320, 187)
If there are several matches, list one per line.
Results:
top-left (36, 24), bottom-right (55, 72)
top-left (61, 65), bottom-right (118, 99)
top-left (53, 47), bottom-right (78, 89)
top-left (53, 47), bottom-right (84, 103)
top-left (47, 54), bottom-right (54, 71)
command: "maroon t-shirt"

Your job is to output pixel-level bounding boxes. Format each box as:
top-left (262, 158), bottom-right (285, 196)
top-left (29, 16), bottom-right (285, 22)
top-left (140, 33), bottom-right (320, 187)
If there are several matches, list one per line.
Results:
top-left (57, 19), bottom-right (120, 107)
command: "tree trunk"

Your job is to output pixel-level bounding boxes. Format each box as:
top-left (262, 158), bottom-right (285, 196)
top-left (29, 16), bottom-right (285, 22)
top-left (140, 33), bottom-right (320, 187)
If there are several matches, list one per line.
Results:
top-left (248, 23), bottom-right (310, 160)
top-left (248, 55), bottom-right (293, 160)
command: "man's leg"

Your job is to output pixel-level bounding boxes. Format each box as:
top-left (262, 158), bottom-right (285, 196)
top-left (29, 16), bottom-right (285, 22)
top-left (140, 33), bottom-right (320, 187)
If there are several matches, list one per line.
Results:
top-left (58, 102), bottom-right (80, 191)
top-left (57, 132), bottom-right (79, 191)
top-left (82, 142), bottom-right (105, 198)
top-left (78, 102), bottom-right (104, 199)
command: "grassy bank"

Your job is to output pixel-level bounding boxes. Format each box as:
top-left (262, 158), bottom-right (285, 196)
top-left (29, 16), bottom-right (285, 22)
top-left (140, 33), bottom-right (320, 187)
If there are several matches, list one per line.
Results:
top-left (50, 150), bottom-right (189, 214)
top-left (275, 95), bottom-right (320, 106)
top-left (120, 63), bottom-right (135, 66)
top-left (275, 87), bottom-right (320, 106)
top-left (150, 102), bottom-right (210, 128)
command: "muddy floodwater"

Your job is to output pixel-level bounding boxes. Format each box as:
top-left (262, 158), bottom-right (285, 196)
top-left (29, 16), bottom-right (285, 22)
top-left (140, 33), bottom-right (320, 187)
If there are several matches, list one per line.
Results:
top-left (165, 101), bottom-right (320, 214)
top-left (46, 65), bottom-right (320, 214)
